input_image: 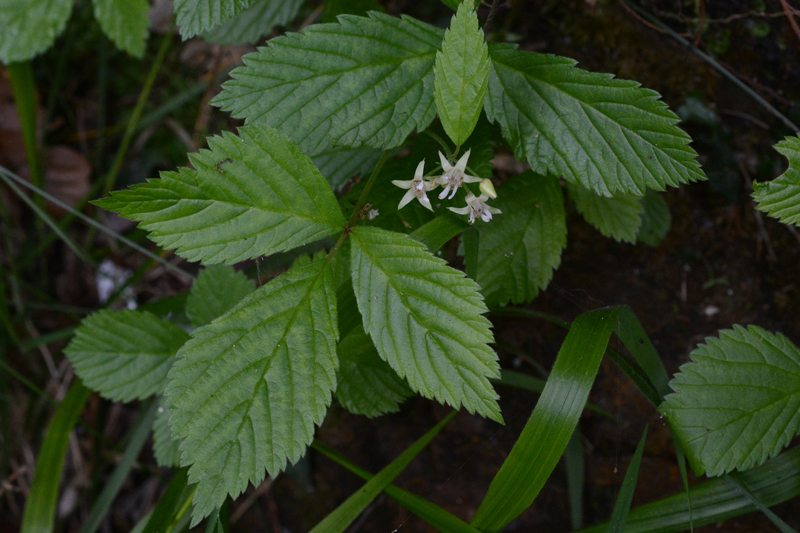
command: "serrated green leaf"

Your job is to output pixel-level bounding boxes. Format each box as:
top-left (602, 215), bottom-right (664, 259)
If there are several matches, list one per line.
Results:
top-left (567, 182), bottom-right (643, 243)
top-left (313, 146), bottom-right (385, 191)
top-left (434, 1), bottom-right (490, 147)
top-left (476, 172), bottom-right (566, 306)
top-left (186, 265), bottom-right (255, 328)
top-left (174, 0), bottom-right (256, 39)
top-left (659, 325), bottom-right (800, 477)
top-left (636, 189), bottom-right (671, 247)
top-left (95, 125), bottom-right (345, 265)
top-left (91, 0), bottom-right (149, 58)
top-left (485, 44), bottom-right (706, 196)
top-left (350, 226), bottom-right (501, 423)
top-left (335, 325), bottom-right (413, 417)
top-left (165, 258), bottom-right (338, 524)
top-left (65, 310), bottom-right (190, 403)
top-left (202, 0), bottom-right (302, 46)
top-left (753, 134), bottom-right (800, 227)
top-left (0, 0), bottom-right (73, 63)
top-left (153, 398), bottom-right (181, 468)
top-left (212, 13), bottom-right (444, 156)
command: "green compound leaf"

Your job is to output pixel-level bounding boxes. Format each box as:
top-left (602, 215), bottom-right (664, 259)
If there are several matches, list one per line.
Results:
top-left (475, 172), bottom-right (566, 306)
top-left (186, 265), bottom-right (255, 328)
top-left (753, 134), bottom-right (800, 227)
top-left (212, 13), bottom-right (444, 156)
top-left (174, 0), bottom-right (256, 39)
top-left (636, 189), bottom-right (671, 247)
top-left (153, 398), bottom-right (181, 468)
top-left (567, 182), bottom-right (643, 243)
top-left (91, 0), bottom-right (149, 58)
top-left (433, 1), bottom-right (490, 147)
top-left (0, 0), bottom-right (73, 63)
top-left (485, 44), bottom-right (706, 197)
top-left (65, 310), bottom-right (190, 403)
top-left (350, 226), bottom-right (501, 423)
top-left (202, 0), bottom-right (303, 46)
top-left (335, 325), bottom-right (413, 418)
top-left (165, 258), bottom-right (338, 524)
top-left (312, 146), bottom-right (385, 191)
top-left (660, 325), bottom-right (800, 477)
top-left (95, 125), bottom-right (345, 265)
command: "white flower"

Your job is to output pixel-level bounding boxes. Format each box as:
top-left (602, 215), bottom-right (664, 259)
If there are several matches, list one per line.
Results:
top-left (435, 150), bottom-right (482, 200)
top-left (392, 160), bottom-right (435, 211)
top-left (448, 192), bottom-right (502, 224)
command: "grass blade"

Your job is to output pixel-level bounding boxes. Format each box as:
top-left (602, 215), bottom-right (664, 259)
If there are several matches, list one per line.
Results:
top-left (311, 440), bottom-right (480, 533)
top-left (21, 380), bottom-right (92, 533)
top-left (728, 473), bottom-right (797, 533)
top-left (6, 62), bottom-right (43, 190)
top-left (577, 446), bottom-right (800, 533)
top-left (140, 468), bottom-right (192, 533)
top-left (607, 426), bottom-right (648, 532)
top-left (79, 401), bottom-right (159, 533)
top-left (471, 306), bottom-right (622, 532)
top-left (565, 431), bottom-right (585, 530)
top-left (310, 411), bottom-right (456, 532)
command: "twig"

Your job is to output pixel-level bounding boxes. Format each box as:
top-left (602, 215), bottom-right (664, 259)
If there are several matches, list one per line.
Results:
top-left (230, 478), bottom-right (273, 523)
top-left (719, 109), bottom-right (770, 130)
top-left (618, 0), bottom-right (693, 37)
top-left (780, 0), bottom-right (800, 43)
top-left (739, 158), bottom-right (777, 262)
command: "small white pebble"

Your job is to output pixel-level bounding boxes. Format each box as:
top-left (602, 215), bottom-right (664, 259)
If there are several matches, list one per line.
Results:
top-left (703, 305), bottom-right (720, 317)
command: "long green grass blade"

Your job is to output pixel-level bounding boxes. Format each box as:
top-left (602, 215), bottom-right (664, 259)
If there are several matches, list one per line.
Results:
top-left (79, 401), bottom-right (158, 533)
top-left (672, 434), bottom-right (694, 533)
top-left (311, 440), bottom-right (480, 533)
top-left (607, 427), bottom-right (648, 532)
top-left (577, 446), bottom-right (800, 533)
top-left (728, 473), bottom-right (797, 533)
top-left (310, 411), bottom-right (456, 532)
top-left (140, 468), bottom-right (192, 533)
top-left (0, 167), bottom-right (92, 264)
top-left (6, 62), bottom-right (43, 190)
top-left (21, 380), bottom-right (92, 533)
top-left (615, 306), bottom-right (670, 400)
top-left (471, 306), bottom-right (622, 532)
top-left (565, 431), bottom-right (585, 530)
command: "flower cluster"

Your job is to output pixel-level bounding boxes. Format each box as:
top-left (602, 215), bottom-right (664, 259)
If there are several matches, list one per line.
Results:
top-left (392, 150), bottom-right (501, 224)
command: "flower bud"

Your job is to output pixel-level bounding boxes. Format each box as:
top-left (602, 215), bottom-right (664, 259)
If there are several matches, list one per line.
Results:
top-left (479, 179), bottom-right (497, 199)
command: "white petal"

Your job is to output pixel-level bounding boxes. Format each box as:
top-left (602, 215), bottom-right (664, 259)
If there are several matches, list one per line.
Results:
top-left (414, 160), bottom-right (426, 179)
top-left (448, 206), bottom-right (471, 215)
top-left (398, 189), bottom-right (416, 209)
top-left (418, 195), bottom-right (434, 211)
top-left (487, 206), bottom-right (502, 214)
top-left (438, 151), bottom-right (452, 172)
top-left (464, 192), bottom-right (477, 203)
top-left (455, 149), bottom-right (471, 171)
top-left (392, 180), bottom-right (413, 189)
top-left (438, 185), bottom-right (451, 200)
top-left (481, 211), bottom-right (492, 222)
top-left (447, 186), bottom-right (457, 200)
top-left (463, 174), bottom-right (483, 184)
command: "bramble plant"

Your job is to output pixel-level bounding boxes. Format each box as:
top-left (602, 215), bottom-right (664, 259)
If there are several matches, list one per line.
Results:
top-left (6, 0), bottom-right (800, 531)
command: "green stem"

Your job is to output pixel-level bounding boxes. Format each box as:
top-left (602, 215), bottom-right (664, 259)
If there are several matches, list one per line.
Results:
top-left (101, 30), bottom-right (173, 198)
top-left (346, 150), bottom-right (392, 229)
top-left (424, 130), bottom-right (453, 157)
top-left (327, 150), bottom-right (392, 262)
